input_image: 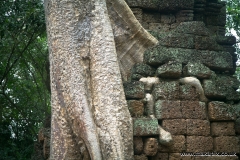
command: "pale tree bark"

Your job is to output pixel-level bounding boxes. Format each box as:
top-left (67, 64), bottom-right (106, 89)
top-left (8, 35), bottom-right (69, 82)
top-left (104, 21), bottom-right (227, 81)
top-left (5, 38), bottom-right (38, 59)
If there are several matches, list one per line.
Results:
top-left (44, 0), bottom-right (157, 159)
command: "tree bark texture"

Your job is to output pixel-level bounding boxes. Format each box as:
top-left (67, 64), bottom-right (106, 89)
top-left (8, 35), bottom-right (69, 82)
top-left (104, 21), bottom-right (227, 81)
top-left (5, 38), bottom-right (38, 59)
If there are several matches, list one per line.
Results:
top-left (44, 0), bottom-right (157, 159)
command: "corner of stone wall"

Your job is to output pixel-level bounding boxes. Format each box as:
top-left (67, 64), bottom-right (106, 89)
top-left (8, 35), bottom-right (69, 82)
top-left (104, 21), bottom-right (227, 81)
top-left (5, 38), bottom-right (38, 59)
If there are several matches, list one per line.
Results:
top-left (125, 0), bottom-right (240, 159)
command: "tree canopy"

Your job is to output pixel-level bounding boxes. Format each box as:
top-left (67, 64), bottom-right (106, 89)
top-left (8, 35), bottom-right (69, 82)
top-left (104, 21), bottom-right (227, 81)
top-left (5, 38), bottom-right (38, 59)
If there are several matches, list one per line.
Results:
top-left (0, 0), bottom-right (50, 159)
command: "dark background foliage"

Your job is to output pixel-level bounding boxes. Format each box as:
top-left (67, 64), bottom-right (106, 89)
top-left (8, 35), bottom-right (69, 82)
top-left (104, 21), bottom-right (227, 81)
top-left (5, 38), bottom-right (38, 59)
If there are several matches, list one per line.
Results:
top-left (0, 0), bottom-right (50, 159)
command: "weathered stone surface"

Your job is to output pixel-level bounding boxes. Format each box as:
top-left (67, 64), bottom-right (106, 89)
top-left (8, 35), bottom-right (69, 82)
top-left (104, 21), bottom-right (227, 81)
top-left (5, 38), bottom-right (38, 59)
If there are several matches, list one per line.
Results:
top-left (124, 81), bottom-right (145, 99)
top-left (186, 119), bottom-right (210, 136)
top-left (143, 138), bottom-right (158, 156)
top-left (133, 137), bottom-right (143, 155)
top-left (162, 119), bottom-right (187, 135)
top-left (159, 135), bottom-right (186, 152)
top-left (214, 136), bottom-right (239, 153)
top-left (175, 21), bottom-right (210, 36)
top-left (203, 75), bottom-right (240, 101)
top-left (127, 100), bottom-right (144, 117)
top-left (161, 14), bottom-right (176, 24)
top-left (156, 61), bottom-right (182, 78)
top-left (149, 23), bottom-right (170, 33)
top-left (157, 32), bottom-right (195, 49)
top-left (133, 118), bottom-right (159, 136)
top-left (144, 47), bottom-right (233, 71)
top-left (186, 136), bottom-right (213, 152)
top-left (181, 101), bottom-right (207, 119)
top-left (126, 0), bottom-right (158, 10)
top-left (127, 0), bottom-right (194, 11)
top-left (235, 118), bottom-right (240, 134)
top-left (208, 101), bottom-right (237, 121)
top-left (169, 153), bottom-right (194, 160)
top-left (183, 62), bottom-right (212, 79)
top-left (176, 10), bottom-right (194, 23)
top-left (155, 100), bottom-right (182, 119)
top-left (195, 36), bottom-right (223, 51)
top-left (142, 12), bottom-right (161, 23)
top-left (131, 63), bottom-right (155, 80)
top-left (179, 84), bottom-right (199, 101)
top-left (158, 0), bottom-right (194, 11)
top-left (152, 81), bottom-right (180, 100)
top-left (151, 153), bottom-right (168, 160)
top-left (211, 122), bottom-right (235, 136)
top-left (216, 36), bottom-right (236, 45)
top-left (134, 154), bottom-right (148, 160)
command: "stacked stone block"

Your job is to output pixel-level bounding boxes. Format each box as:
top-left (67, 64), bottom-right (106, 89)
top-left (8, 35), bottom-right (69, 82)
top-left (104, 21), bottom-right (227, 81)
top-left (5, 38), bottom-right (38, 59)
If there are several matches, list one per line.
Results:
top-left (125, 1), bottom-right (240, 159)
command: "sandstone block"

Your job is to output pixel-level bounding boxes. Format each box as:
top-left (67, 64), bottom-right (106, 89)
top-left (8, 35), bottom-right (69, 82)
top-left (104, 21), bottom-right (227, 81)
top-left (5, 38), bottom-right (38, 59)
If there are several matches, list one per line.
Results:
top-left (208, 101), bottom-right (237, 121)
top-left (179, 84), bottom-right (199, 101)
top-left (216, 36), bottom-right (236, 45)
top-left (181, 101), bottom-right (207, 119)
top-left (157, 33), bottom-right (195, 49)
top-left (155, 100), bottom-right (182, 119)
top-left (214, 136), bottom-right (239, 153)
top-left (133, 137), bottom-right (143, 155)
top-left (133, 118), bottom-right (159, 136)
top-left (186, 136), bottom-right (213, 152)
top-left (203, 75), bottom-right (240, 101)
top-left (131, 63), bottom-right (155, 78)
top-left (126, 0), bottom-right (157, 10)
top-left (152, 81), bottom-right (180, 100)
top-left (161, 14), bottom-right (176, 24)
top-left (124, 81), bottom-right (145, 99)
top-left (158, 0), bottom-right (194, 11)
top-left (143, 138), bottom-right (158, 156)
top-left (144, 47), bottom-right (232, 72)
top-left (143, 12), bottom-right (161, 23)
top-left (186, 119), bottom-right (210, 136)
top-left (176, 10), bottom-right (194, 23)
top-left (127, 100), bottom-right (144, 117)
top-left (149, 23), bottom-right (170, 33)
top-left (134, 154), bottom-right (148, 160)
top-left (195, 36), bottom-right (223, 51)
top-left (162, 119), bottom-right (187, 135)
top-left (150, 153), bottom-right (168, 160)
top-left (175, 21), bottom-right (210, 36)
top-left (159, 135), bottom-right (186, 152)
top-left (183, 62), bottom-right (212, 79)
top-left (211, 122), bottom-right (235, 136)
top-left (156, 61), bottom-right (182, 78)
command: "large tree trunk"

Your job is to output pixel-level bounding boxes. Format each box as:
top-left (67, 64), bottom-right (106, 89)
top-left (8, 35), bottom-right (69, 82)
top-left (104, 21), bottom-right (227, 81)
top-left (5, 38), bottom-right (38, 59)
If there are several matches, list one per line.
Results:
top-left (44, 0), bottom-right (157, 159)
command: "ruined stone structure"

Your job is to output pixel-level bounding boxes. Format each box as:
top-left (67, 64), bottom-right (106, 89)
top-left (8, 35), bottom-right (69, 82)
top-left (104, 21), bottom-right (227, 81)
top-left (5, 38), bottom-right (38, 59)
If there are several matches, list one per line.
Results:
top-left (35, 0), bottom-right (240, 159)
top-left (124, 0), bottom-right (240, 159)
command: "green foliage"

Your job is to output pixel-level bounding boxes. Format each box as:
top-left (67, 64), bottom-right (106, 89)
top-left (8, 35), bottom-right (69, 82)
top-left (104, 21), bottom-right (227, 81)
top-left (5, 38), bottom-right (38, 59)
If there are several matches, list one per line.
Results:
top-left (224, 0), bottom-right (240, 81)
top-left (0, 0), bottom-right (50, 159)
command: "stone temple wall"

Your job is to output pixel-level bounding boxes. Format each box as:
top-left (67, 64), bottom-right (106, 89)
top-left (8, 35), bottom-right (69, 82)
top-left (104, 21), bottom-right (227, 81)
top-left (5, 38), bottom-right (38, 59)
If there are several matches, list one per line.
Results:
top-left (124, 0), bottom-right (240, 159)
